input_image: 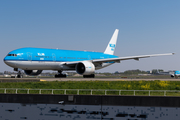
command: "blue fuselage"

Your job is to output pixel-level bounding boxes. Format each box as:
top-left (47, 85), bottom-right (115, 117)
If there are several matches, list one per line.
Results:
top-left (4, 48), bottom-right (118, 71)
top-left (174, 71), bottom-right (180, 76)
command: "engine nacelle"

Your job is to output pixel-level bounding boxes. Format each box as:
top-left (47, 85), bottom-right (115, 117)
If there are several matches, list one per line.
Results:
top-left (24, 70), bottom-right (42, 76)
top-left (75, 61), bottom-right (95, 75)
top-left (171, 74), bottom-right (174, 78)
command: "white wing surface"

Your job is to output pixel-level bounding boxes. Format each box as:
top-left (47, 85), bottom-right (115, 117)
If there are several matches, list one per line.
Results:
top-left (64, 53), bottom-right (174, 65)
top-left (92, 53), bottom-right (174, 63)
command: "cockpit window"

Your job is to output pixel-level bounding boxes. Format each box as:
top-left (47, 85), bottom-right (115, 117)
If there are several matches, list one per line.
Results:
top-left (7, 54), bottom-right (17, 57)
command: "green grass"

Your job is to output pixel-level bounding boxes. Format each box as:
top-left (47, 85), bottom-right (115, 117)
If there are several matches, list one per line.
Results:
top-left (1, 80), bottom-right (180, 96)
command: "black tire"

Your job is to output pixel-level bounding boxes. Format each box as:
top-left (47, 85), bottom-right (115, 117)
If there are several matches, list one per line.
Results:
top-left (55, 74), bottom-right (67, 78)
top-left (17, 75), bottom-right (20, 78)
top-left (83, 74), bottom-right (95, 78)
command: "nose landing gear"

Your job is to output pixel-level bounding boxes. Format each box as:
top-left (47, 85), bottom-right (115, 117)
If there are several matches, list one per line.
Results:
top-left (12, 68), bottom-right (23, 78)
top-left (17, 71), bottom-right (23, 78)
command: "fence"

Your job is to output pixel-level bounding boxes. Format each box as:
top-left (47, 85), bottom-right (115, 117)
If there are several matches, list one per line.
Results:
top-left (1, 88), bottom-right (180, 96)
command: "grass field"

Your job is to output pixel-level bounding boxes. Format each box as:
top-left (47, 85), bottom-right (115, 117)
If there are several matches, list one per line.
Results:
top-left (1, 80), bottom-right (180, 96)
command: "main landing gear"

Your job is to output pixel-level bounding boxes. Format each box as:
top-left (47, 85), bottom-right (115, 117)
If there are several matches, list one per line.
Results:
top-left (83, 74), bottom-right (95, 78)
top-left (55, 71), bottom-right (67, 78)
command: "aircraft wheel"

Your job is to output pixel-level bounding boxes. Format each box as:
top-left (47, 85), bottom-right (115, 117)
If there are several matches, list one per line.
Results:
top-left (83, 74), bottom-right (95, 78)
top-left (55, 74), bottom-right (67, 78)
top-left (17, 75), bottom-right (23, 78)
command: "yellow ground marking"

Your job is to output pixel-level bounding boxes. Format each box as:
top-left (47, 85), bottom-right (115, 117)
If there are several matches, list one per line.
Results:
top-left (40, 79), bottom-right (46, 81)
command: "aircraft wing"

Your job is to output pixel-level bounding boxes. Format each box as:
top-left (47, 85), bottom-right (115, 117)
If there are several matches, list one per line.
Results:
top-left (92, 53), bottom-right (174, 63)
top-left (64, 53), bottom-right (174, 65)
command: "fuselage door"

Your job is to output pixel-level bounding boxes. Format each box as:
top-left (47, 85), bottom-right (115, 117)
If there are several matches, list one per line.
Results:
top-left (27, 53), bottom-right (32, 61)
top-left (88, 55), bottom-right (92, 60)
top-left (52, 53), bottom-right (56, 62)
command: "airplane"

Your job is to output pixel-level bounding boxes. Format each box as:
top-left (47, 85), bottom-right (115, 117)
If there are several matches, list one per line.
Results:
top-left (4, 29), bottom-right (174, 78)
top-left (171, 71), bottom-right (180, 78)
top-left (156, 69), bottom-right (171, 75)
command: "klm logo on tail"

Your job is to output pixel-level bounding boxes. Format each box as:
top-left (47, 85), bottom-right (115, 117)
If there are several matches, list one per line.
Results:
top-left (109, 44), bottom-right (116, 51)
top-left (104, 29), bottom-right (119, 55)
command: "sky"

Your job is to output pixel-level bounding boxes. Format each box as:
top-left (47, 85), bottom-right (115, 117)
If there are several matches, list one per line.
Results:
top-left (0, 0), bottom-right (180, 73)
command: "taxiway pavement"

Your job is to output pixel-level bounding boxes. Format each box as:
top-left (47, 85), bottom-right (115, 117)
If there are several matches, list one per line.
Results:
top-left (0, 78), bottom-right (179, 82)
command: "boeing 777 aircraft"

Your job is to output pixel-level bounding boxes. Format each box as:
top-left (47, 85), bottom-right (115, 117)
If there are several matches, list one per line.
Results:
top-left (4, 29), bottom-right (174, 78)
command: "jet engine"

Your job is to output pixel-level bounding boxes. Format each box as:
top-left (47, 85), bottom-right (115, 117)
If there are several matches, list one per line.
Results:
top-left (171, 74), bottom-right (174, 78)
top-left (75, 61), bottom-right (95, 75)
top-left (24, 70), bottom-right (43, 76)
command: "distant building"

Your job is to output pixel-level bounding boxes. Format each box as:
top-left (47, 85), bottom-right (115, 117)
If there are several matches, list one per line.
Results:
top-left (147, 71), bottom-right (152, 74)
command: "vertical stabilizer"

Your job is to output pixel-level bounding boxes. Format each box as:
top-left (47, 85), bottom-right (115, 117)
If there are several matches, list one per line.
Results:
top-left (104, 29), bottom-right (119, 55)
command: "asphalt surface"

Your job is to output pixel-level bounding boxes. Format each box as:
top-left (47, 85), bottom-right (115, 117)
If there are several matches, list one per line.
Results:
top-left (41, 78), bottom-right (180, 81)
top-left (0, 78), bottom-right (179, 82)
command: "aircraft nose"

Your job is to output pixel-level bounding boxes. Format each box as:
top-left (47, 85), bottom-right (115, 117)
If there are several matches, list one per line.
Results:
top-left (4, 58), bottom-right (10, 65)
top-left (3, 56), bottom-right (7, 63)
top-left (3, 57), bottom-right (16, 67)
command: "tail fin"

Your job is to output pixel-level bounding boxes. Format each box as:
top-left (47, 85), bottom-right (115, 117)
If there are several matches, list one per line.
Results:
top-left (104, 29), bottom-right (119, 55)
